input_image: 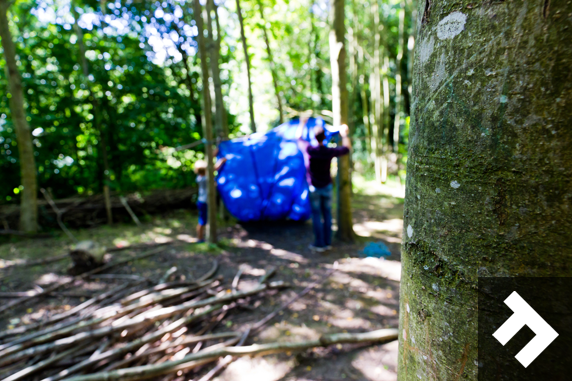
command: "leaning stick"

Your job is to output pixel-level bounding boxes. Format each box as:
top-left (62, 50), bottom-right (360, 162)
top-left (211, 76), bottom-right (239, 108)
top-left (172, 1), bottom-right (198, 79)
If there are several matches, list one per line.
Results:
top-left (0, 245), bottom-right (170, 316)
top-left (64, 329), bottom-right (399, 381)
top-left (119, 196), bottom-right (142, 226)
top-left (40, 188), bottom-right (78, 243)
top-left (231, 268), bottom-right (243, 293)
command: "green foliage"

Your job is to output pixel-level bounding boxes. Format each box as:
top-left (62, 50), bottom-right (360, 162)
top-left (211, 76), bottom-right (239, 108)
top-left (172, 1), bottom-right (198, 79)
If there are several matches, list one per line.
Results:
top-left (0, 0), bottom-right (413, 203)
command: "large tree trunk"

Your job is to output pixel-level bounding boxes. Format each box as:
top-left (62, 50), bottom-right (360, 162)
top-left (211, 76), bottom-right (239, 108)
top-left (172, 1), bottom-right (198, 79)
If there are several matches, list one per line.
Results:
top-left (193, 0), bottom-right (217, 244)
top-left (72, 3), bottom-right (113, 225)
top-left (257, 0), bottom-right (283, 124)
top-left (398, 2), bottom-right (572, 380)
top-left (329, 0), bottom-right (353, 242)
top-left (206, 0), bottom-right (228, 140)
top-left (235, 0), bottom-right (256, 133)
top-left (0, 0), bottom-right (38, 233)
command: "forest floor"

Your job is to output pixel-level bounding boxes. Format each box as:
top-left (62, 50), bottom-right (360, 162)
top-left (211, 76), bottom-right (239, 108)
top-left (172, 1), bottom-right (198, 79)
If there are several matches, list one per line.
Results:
top-left (0, 175), bottom-right (405, 381)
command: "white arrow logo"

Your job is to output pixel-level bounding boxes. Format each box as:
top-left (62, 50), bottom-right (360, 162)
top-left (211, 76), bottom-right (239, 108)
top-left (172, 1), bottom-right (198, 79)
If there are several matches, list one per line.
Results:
top-left (492, 291), bottom-right (559, 368)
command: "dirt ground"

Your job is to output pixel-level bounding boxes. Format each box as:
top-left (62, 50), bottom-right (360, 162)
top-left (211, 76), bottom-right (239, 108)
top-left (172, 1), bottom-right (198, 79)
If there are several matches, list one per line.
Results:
top-left (0, 176), bottom-right (405, 381)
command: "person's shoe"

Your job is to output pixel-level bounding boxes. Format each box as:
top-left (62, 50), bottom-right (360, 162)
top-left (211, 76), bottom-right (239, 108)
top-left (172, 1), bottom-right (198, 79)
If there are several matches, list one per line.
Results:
top-left (325, 245), bottom-right (332, 251)
top-left (308, 244), bottom-right (326, 253)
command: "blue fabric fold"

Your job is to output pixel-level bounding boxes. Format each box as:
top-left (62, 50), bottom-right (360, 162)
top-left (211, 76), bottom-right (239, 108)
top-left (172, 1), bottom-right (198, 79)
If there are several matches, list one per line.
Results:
top-left (216, 117), bottom-right (338, 222)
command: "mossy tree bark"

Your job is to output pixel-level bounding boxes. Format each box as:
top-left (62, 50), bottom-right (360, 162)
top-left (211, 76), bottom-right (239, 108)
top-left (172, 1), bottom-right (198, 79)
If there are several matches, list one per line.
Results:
top-left (398, 1), bottom-right (572, 380)
top-left (0, 0), bottom-right (38, 232)
top-left (235, 0), bottom-right (256, 133)
top-left (193, 0), bottom-right (217, 244)
top-left (329, 0), bottom-right (354, 242)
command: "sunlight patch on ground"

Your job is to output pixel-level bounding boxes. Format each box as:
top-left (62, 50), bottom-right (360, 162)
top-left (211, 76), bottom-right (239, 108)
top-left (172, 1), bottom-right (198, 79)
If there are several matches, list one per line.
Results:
top-left (353, 175), bottom-right (405, 199)
top-left (232, 239), bottom-right (309, 263)
top-left (215, 356), bottom-right (294, 381)
top-left (352, 340), bottom-right (398, 381)
top-left (337, 258), bottom-right (401, 281)
top-left (353, 219), bottom-right (403, 240)
top-left (35, 273), bottom-right (72, 285)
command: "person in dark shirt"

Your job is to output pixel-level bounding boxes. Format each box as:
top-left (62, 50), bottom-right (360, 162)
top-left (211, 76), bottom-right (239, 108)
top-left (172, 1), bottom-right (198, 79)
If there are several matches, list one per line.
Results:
top-left (297, 120), bottom-right (351, 252)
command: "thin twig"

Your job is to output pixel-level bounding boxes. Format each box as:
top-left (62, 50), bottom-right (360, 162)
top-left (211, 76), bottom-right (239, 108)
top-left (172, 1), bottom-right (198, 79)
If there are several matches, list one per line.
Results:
top-left (40, 188), bottom-right (78, 243)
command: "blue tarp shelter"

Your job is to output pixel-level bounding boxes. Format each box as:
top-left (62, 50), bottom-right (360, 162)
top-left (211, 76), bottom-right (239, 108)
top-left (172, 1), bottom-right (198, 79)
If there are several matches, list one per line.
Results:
top-left (216, 117), bottom-right (338, 222)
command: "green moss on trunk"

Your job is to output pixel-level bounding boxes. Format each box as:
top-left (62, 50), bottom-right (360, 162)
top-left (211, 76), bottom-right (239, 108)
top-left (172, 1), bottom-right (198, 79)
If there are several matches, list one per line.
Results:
top-left (398, 0), bottom-right (572, 379)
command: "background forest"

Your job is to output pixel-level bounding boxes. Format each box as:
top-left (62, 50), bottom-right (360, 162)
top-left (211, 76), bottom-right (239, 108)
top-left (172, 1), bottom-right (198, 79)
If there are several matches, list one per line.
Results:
top-left (0, 0), bottom-right (414, 211)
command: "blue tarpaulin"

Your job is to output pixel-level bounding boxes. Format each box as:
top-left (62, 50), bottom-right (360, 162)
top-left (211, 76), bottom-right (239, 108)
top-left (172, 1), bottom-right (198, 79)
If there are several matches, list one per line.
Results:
top-left (216, 117), bottom-right (338, 222)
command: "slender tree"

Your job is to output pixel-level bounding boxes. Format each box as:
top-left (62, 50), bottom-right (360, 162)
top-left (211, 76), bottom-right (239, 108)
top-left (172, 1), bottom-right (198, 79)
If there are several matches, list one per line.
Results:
top-left (0, 0), bottom-right (38, 232)
top-left (256, 0), bottom-right (283, 124)
top-left (371, 1), bottom-right (384, 182)
top-left (392, 3), bottom-right (404, 152)
top-left (206, 0), bottom-right (228, 139)
top-left (398, 2), bottom-right (572, 379)
top-left (72, 1), bottom-right (113, 224)
top-left (171, 21), bottom-right (202, 131)
top-left (193, 0), bottom-right (217, 244)
top-left (235, 0), bottom-right (256, 133)
top-left (329, 0), bottom-right (353, 242)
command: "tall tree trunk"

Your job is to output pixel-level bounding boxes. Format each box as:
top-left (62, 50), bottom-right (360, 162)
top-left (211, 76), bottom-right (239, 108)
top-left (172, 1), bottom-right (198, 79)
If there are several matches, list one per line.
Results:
top-left (398, 2), bottom-right (572, 380)
top-left (310, 2), bottom-right (323, 109)
top-left (329, 0), bottom-right (353, 242)
top-left (235, 0), bottom-right (256, 133)
top-left (257, 0), bottom-right (283, 124)
top-left (206, 0), bottom-right (230, 221)
top-left (72, 3), bottom-right (113, 224)
top-left (212, 4), bottom-right (228, 138)
top-left (193, 0), bottom-right (217, 244)
top-left (371, 2), bottom-right (384, 182)
top-left (173, 21), bottom-right (202, 131)
top-left (380, 52), bottom-right (389, 182)
top-left (0, 0), bottom-right (38, 233)
top-left (393, 3), bottom-right (404, 153)
top-left (206, 0), bottom-right (228, 139)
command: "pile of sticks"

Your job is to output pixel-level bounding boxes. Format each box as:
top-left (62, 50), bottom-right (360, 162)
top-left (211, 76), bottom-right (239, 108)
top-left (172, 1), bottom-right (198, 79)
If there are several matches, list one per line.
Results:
top-left (0, 262), bottom-right (398, 381)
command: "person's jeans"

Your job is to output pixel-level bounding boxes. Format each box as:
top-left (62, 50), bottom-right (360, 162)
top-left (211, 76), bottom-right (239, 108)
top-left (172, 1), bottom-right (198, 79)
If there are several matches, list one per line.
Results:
top-left (309, 184), bottom-right (333, 248)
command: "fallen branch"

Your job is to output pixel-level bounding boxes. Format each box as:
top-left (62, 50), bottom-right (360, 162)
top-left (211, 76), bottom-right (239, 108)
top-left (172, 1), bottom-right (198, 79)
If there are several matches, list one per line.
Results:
top-left (4, 341), bottom-right (94, 381)
top-left (64, 329), bottom-right (399, 381)
top-left (0, 254), bottom-right (68, 269)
